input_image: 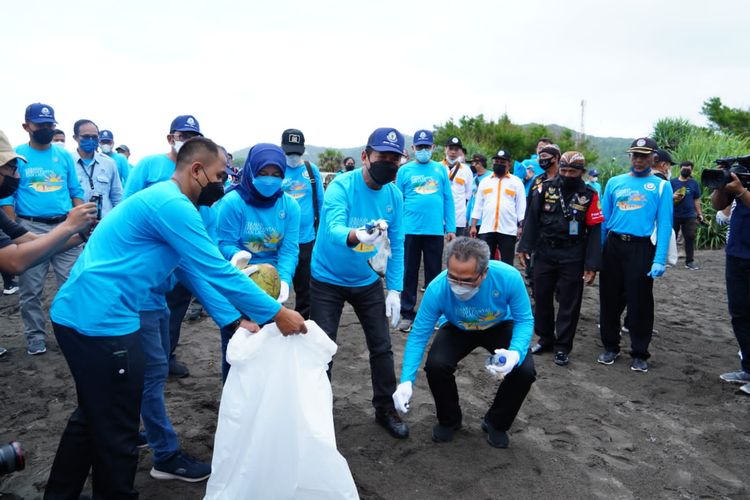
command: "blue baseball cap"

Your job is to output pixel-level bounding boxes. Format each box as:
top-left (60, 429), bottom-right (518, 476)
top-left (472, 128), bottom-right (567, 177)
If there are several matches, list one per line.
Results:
top-left (25, 103), bottom-right (56, 124)
top-left (170, 115), bottom-right (202, 136)
top-left (99, 130), bottom-right (114, 142)
top-left (589, 169), bottom-right (599, 177)
top-left (413, 129), bottom-right (433, 146)
top-left (367, 127), bottom-right (405, 155)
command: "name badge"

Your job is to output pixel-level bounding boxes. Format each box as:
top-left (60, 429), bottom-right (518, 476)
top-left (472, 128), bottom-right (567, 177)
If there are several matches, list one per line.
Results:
top-left (569, 220), bottom-right (579, 236)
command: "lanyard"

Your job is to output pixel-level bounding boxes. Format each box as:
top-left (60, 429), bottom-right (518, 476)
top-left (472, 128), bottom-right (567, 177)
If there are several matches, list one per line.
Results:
top-left (79, 158), bottom-right (97, 190)
top-left (558, 189), bottom-right (577, 220)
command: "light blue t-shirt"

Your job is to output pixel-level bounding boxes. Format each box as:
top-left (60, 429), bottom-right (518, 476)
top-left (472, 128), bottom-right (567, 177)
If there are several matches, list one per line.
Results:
top-left (396, 160), bottom-right (455, 235)
top-left (216, 190), bottom-right (301, 283)
top-left (104, 151), bottom-right (131, 187)
top-left (586, 180), bottom-right (602, 195)
top-left (51, 181), bottom-right (281, 336)
top-left (400, 260), bottom-right (534, 383)
top-left (123, 153), bottom-right (175, 198)
top-left (281, 162), bottom-right (324, 244)
top-left (0, 143), bottom-right (84, 216)
top-left (601, 172), bottom-right (674, 265)
top-left (311, 169), bottom-right (404, 291)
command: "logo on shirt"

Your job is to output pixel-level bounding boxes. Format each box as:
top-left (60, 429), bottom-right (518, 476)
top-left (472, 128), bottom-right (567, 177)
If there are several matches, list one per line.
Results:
top-left (385, 205), bottom-right (393, 214)
top-left (26, 167), bottom-right (64, 193)
top-left (278, 210), bottom-right (286, 220)
top-left (614, 188), bottom-right (647, 211)
top-left (301, 169), bottom-right (310, 180)
top-left (283, 180), bottom-right (308, 199)
top-left (243, 224), bottom-right (284, 254)
top-left (411, 175), bottom-right (439, 195)
top-left (644, 182), bottom-right (656, 192)
top-left (455, 306), bottom-right (502, 330)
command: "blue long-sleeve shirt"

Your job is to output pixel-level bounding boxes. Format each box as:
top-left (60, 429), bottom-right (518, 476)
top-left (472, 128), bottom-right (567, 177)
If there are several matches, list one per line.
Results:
top-left (216, 190), bottom-right (301, 283)
top-left (311, 169), bottom-right (404, 291)
top-left (0, 143), bottom-right (84, 216)
top-left (282, 161), bottom-right (324, 244)
top-left (51, 181), bottom-right (281, 336)
top-left (601, 172), bottom-right (674, 265)
top-left (123, 153), bottom-right (175, 198)
top-left (396, 160), bottom-right (455, 235)
top-left (400, 261), bottom-right (534, 383)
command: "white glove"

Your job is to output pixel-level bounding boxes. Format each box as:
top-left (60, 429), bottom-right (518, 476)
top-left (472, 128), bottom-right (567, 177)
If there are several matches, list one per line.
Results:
top-left (392, 381), bottom-right (412, 414)
top-left (385, 290), bottom-right (401, 329)
top-left (241, 264), bottom-right (258, 277)
top-left (277, 281), bottom-right (290, 303)
top-left (355, 227), bottom-right (385, 246)
top-left (230, 250), bottom-right (253, 269)
top-left (486, 349), bottom-right (520, 378)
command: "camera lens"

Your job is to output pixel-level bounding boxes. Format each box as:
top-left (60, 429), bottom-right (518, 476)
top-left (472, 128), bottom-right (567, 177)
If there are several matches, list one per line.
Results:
top-left (0, 442), bottom-right (25, 475)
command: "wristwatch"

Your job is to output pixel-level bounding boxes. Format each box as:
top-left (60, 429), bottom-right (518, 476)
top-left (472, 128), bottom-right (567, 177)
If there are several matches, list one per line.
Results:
top-left (226, 318), bottom-right (242, 332)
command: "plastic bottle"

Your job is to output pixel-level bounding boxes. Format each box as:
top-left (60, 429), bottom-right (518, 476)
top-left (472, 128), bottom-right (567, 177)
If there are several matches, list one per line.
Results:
top-left (485, 353), bottom-right (507, 369)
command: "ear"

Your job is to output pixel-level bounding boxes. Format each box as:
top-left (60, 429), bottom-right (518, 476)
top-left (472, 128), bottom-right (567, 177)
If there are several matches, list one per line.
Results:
top-left (360, 150), bottom-right (368, 164)
top-left (166, 134), bottom-right (174, 145)
top-left (190, 161), bottom-right (203, 177)
top-left (22, 123), bottom-right (30, 133)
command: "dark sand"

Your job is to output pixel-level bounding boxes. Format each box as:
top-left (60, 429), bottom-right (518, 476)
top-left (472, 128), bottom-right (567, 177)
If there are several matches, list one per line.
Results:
top-left (1, 249), bottom-right (748, 499)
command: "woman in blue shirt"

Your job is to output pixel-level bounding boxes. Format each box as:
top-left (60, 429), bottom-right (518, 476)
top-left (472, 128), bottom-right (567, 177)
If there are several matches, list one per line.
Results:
top-left (215, 143), bottom-right (301, 381)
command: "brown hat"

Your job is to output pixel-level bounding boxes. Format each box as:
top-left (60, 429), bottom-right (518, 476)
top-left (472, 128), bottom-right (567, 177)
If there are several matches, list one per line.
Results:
top-left (560, 151), bottom-right (586, 169)
top-left (0, 130), bottom-right (25, 167)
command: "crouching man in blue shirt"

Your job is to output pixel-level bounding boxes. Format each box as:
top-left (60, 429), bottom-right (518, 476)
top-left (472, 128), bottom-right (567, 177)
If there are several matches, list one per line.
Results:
top-left (44, 137), bottom-right (306, 500)
top-left (393, 237), bottom-right (535, 448)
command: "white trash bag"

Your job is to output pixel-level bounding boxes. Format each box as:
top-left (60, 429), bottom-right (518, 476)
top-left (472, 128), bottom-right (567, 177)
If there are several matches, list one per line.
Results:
top-left (204, 321), bottom-right (359, 500)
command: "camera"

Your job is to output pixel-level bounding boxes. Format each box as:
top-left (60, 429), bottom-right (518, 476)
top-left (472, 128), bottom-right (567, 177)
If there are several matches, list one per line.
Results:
top-left (701, 155), bottom-right (750, 190)
top-left (89, 194), bottom-right (103, 220)
top-left (0, 441), bottom-right (25, 476)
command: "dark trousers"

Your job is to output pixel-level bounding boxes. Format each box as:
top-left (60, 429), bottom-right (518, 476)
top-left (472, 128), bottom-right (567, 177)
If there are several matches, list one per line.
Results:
top-left (456, 227), bottom-right (469, 237)
top-left (310, 277), bottom-right (397, 411)
top-left (1, 271), bottom-right (14, 287)
top-left (533, 257), bottom-right (584, 354)
top-left (424, 321), bottom-right (536, 431)
top-left (45, 323), bottom-right (144, 500)
top-left (292, 240), bottom-right (314, 319)
top-left (165, 283), bottom-right (192, 362)
top-left (674, 217), bottom-right (697, 264)
top-left (726, 255), bottom-right (750, 373)
top-left (599, 236), bottom-right (656, 359)
top-left (401, 234), bottom-right (444, 320)
top-left (479, 232), bottom-right (517, 266)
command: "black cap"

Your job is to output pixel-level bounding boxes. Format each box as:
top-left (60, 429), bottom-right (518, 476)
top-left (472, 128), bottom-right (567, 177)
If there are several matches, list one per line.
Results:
top-left (492, 149), bottom-right (511, 161)
top-left (627, 137), bottom-right (658, 154)
top-left (445, 136), bottom-right (463, 148)
top-left (281, 128), bottom-right (305, 155)
top-left (469, 153), bottom-right (487, 166)
top-left (655, 149), bottom-right (676, 165)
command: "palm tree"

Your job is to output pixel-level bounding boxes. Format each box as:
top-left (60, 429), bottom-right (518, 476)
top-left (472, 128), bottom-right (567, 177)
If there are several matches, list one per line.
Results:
top-left (317, 148), bottom-right (344, 172)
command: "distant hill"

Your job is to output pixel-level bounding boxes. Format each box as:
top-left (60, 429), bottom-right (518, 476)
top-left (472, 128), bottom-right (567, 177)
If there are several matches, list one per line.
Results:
top-left (233, 127), bottom-right (632, 171)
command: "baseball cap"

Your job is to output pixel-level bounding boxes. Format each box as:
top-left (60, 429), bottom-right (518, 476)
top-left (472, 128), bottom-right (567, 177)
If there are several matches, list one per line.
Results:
top-left (492, 149), bottom-right (511, 161)
top-left (627, 137), bottom-right (658, 154)
top-left (170, 115), bottom-right (202, 136)
top-left (281, 128), bottom-right (305, 155)
top-left (560, 151), bottom-right (586, 169)
top-left (115, 144), bottom-right (130, 154)
top-left (589, 169), bottom-right (599, 177)
top-left (469, 153), bottom-right (487, 166)
top-left (445, 136), bottom-right (463, 148)
top-left (25, 103), bottom-right (56, 124)
top-left (413, 129), bottom-right (434, 146)
top-left (99, 130), bottom-right (114, 142)
top-left (655, 149), bottom-right (676, 165)
top-left (0, 130), bottom-right (26, 166)
top-left (367, 128), bottom-right (405, 155)
top-left (539, 144), bottom-right (562, 157)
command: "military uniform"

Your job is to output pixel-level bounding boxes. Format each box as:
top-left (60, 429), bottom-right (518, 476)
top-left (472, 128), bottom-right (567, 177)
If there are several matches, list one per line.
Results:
top-left (518, 175), bottom-right (603, 358)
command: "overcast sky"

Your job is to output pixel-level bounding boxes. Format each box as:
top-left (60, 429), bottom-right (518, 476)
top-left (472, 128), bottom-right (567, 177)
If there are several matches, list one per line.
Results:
top-left (2, 0), bottom-right (747, 162)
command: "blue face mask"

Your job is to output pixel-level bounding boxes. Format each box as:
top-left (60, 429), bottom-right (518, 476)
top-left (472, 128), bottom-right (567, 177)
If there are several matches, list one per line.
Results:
top-left (415, 149), bottom-right (432, 163)
top-left (630, 166), bottom-right (652, 177)
top-left (253, 175), bottom-right (282, 197)
top-left (79, 138), bottom-right (99, 154)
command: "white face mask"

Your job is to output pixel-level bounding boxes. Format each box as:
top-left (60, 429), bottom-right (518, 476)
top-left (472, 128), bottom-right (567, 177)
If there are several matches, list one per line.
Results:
top-left (173, 140), bottom-right (184, 154)
top-left (446, 157), bottom-right (457, 165)
top-left (52, 141), bottom-right (65, 146)
top-left (450, 282), bottom-right (480, 301)
top-left (101, 144), bottom-right (113, 154)
top-left (286, 154), bottom-right (302, 167)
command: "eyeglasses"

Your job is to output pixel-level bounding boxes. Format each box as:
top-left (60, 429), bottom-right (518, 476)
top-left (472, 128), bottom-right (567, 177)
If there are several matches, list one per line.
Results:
top-left (79, 135), bottom-right (99, 141)
top-left (447, 272), bottom-right (483, 287)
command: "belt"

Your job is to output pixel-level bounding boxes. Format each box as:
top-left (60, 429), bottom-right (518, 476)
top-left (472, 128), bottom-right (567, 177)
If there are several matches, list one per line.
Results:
top-left (608, 231), bottom-right (651, 243)
top-left (17, 214), bottom-right (67, 224)
top-left (543, 238), bottom-right (582, 249)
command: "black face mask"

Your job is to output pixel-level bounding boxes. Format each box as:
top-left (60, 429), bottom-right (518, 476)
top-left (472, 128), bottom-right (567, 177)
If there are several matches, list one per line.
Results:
top-left (561, 175), bottom-right (584, 190)
top-left (493, 164), bottom-right (507, 176)
top-left (539, 158), bottom-right (553, 170)
top-left (31, 128), bottom-right (55, 145)
top-left (0, 173), bottom-right (20, 198)
top-left (680, 168), bottom-right (691, 178)
top-left (368, 161), bottom-right (398, 185)
top-left (196, 168), bottom-right (226, 206)
top-left (345, 164), bottom-right (355, 171)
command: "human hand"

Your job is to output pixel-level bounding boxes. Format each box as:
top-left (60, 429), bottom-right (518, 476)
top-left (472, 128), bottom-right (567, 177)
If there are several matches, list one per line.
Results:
top-left (647, 263), bottom-right (666, 279)
top-left (487, 349), bottom-right (519, 378)
top-left (445, 232), bottom-right (456, 242)
top-left (277, 281), bottom-right (290, 303)
top-left (392, 381), bottom-right (412, 414)
top-left (583, 270), bottom-right (596, 285)
top-left (724, 173), bottom-right (744, 196)
top-left (469, 225), bottom-right (478, 238)
top-left (385, 290), bottom-right (401, 329)
top-left (355, 227), bottom-right (384, 245)
top-left (239, 319), bottom-right (260, 333)
top-left (230, 250), bottom-right (253, 268)
top-left (63, 203), bottom-right (98, 233)
top-left (273, 307), bottom-right (307, 336)
top-left (516, 252), bottom-right (530, 269)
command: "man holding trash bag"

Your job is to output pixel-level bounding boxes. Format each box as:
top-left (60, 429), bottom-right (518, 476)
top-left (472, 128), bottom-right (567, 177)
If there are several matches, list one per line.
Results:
top-left (393, 237), bottom-right (535, 448)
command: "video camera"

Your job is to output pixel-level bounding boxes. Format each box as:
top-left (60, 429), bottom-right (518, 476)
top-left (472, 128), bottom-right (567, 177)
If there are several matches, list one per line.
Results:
top-left (701, 155), bottom-right (750, 190)
top-left (0, 441), bottom-right (25, 476)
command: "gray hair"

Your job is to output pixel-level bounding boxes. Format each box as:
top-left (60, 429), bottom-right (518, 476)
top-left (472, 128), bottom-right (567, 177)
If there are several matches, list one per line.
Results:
top-left (443, 237), bottom-right (490, 274)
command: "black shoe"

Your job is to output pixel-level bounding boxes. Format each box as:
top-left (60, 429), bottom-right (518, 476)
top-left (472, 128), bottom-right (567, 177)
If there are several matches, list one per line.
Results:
top-left (597, 351), bottom-right (620, 365)
top-left (554, 351), bottom-right (569, 366)
top-left (375, 408), bottom-right (409, 439)
top-left (431, 421), bottom-right (461, 443)
top-left (530, 343), bottom-right (552, 355)
top-left (169, 360), bottom-right (190, 378)
top-left (151, 451), bottom-right (211, 482)
top-left (481, 418), bottom-right (509, 448)
top-left (630, 357), bottom-right (648, 373)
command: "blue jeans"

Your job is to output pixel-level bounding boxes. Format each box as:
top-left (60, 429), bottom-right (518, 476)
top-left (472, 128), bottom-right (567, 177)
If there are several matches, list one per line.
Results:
top-left (139, 309), bottom-right (179, 463)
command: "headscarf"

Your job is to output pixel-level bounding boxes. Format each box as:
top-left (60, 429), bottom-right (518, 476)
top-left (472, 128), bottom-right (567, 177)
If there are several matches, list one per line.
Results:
top-left (228, 143), bottom-right (287, 207)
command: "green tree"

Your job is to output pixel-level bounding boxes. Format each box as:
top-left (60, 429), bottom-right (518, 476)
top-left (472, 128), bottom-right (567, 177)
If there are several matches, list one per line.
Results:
top-left (701, 97), bottom-right (750, 137)
top-left (317, 148), bottom-right (344, 172)
top-left (652, 118), bottom-right (697, 151)
top-left (232, 156), bottom-right (246, 169)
